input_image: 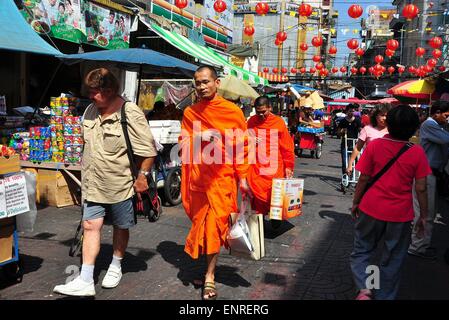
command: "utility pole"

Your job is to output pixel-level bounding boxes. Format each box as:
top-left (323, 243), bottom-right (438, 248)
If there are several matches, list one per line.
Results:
top-left (288, 46), bottom-right (291, 71)
top-left (278, 0), bottom-right (286, 70)
top-left (296, 15), bottom-right (308, 69)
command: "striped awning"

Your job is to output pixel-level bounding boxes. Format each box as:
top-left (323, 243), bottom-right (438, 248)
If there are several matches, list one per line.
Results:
top-left (149, 23), bottom-right (268, 86)
top-left (258, 72), bottom-right (289, 83)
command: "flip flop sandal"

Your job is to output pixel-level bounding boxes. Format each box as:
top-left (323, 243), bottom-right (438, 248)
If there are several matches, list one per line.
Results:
top-left (202, 281), bottom-right (217, 300)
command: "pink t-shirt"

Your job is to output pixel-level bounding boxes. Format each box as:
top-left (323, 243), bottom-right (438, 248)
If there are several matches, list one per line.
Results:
top-left (355, 135), bottom-right (432, 222)
top-left (358, 125), bottom-right (388, 145)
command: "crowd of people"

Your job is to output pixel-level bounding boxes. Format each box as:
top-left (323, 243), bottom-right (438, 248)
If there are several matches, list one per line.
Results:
top-left (48, 65), bottom-right (449, 301)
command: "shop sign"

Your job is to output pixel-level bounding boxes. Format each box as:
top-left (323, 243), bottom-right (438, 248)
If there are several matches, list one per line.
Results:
top-left (0, 174), bottom-right (29, 219)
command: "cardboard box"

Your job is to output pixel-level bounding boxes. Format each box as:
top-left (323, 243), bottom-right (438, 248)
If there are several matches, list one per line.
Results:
top-left (0, 155), bottom-right (20, 175)
top-left (269, 178), bottom-right (304, 220)
top-left (0, 217), bottom-right (14, 263)
top-left (38, 169), bottom-right (80, 207)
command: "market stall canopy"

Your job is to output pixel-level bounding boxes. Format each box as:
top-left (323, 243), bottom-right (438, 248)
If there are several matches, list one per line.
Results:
top-left (148, 23), bottom-right (268, 86)
top-left (0, 0), bottom-right (62, 56)
top-left (299, 91), bottom-right (325, 110)
top-left (218, 75), bottom-right (259, 101)
top-left (57, 48), bottom-right (197, 76)
top-left (387, 79), bottom-right (439, 104)
top-left (330, 97), bottom-right (400, 105)
top-left (290, 84), bottom-right (316, 95)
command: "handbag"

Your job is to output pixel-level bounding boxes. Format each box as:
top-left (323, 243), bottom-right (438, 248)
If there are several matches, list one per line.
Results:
top-left (120, 102), bottom-right (161, 223)
top-left (228, 199), bottom-right (265, 260)
top-left (360, 142), bottom-right (413, 198)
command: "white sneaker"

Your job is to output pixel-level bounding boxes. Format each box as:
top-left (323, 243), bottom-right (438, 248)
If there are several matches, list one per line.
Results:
top-left (53, 276), bottom-right (95, 296)
top-left (101, 264), bottom-right (122, 289)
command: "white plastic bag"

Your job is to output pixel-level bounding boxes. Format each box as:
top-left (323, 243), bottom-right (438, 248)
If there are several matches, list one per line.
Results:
top-left (16, 170), bottom-right (37, 233)
top-left (227, 199), bottom-right (254, 254)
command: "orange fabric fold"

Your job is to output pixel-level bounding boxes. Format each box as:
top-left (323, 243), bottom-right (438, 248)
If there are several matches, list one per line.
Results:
top-left (247, 113), bottom-right (295, 214)
top-left (180, 95), bottom-right (249, 259)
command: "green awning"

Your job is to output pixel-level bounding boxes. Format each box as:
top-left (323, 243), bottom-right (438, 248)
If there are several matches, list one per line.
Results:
top-left (149, 23), bottom-right (268, 86)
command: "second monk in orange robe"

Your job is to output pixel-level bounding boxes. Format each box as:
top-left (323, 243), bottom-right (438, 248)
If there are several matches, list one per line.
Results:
top-left (247, 96), bottom-right (295, 216)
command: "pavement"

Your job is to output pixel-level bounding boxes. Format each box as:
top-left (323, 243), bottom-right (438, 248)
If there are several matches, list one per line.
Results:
top-left (1, 135), bottom-right (449, 300)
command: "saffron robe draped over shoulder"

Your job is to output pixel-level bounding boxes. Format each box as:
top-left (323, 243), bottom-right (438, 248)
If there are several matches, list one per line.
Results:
top-left (247, 113), bottom-right (295, 214)
top-left (180, 95), bottom-right (249, 259)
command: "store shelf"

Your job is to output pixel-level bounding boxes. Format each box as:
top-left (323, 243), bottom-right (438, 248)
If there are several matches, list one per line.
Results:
top-left (20, 161), bottom-right (81, 171)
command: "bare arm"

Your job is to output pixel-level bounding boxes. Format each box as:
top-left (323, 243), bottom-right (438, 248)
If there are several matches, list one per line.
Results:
top-left (414, 177), bottom-right (428, 238)
top-left (133, 156), bottom-right (156, 193)
top-left (351, 173), bottom-right (370, 218)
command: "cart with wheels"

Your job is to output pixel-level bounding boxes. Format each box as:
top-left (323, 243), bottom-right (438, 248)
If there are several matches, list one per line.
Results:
top-left (340, 135), bottom-right (361, 193)
top-left (0, 217), bottom-right (23, 283)
top-left (296, 126), bottom-right (325, 159)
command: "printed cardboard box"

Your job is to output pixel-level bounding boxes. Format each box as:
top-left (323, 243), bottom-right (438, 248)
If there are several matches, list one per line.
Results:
top-left (38, 169), bottom-right (80, 207)
top-left (0, 155), bottom-right (20, 175)
top-left (0, 217), bottom-right (14, 263)
top-left (269, 178), bottom-right (304, 221)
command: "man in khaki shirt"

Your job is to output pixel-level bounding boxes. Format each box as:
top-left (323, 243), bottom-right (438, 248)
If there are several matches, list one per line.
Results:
top-left (54, 68), bottom-right (157, 297)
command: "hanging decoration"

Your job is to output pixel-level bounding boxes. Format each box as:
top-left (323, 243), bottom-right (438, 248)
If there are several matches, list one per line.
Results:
top-left (290, 68), bottom-right (297, 74)
top-left (359, 66), bottom-right (367, 75)
top-left (332, 67), bottom-right (339, 73)
top-left (355, 48), bottom-right (365, 58)
top-left (300, 43), bottom-right (308, 51)
top-left (276, 31), bottom-right (288, 42)
top-left (402, 4), bottom-right (419, 21)
top-left (398, 66), bottom-right (405, 75)
top-left (408, 66), bottom-right (417, 74)
top-left (311, 36), bottom-right (323, 47)
top-left (244, 26), bottom-right (255, 36)
top-left (386, 39), bottom-right (399, 51)
top-left (300, 67), bottom-right (307, 74)
top-left (374, 55), bottom-right (384, 64)
top-left (429, 36), bottom-right (443, 49)
top-left (213, 0), bottom-right (227, 13)
top-left (312, 55), bottom-right (321, 63)
top-left (348, 5), bottom-right (363, 19)
top-left (315, 62), bottom-right (324, 70)
top-left (255, 2), bottom-right (269, 15)
top-left (175, 0), bottom-right (188, 10)
top-left (320, 69), bottom-right (329, 77)
top-left (281, 67), bottom-right (288, 74)
top-left (275, 38), bottom-right (282, 46)
top-left (369, 66), bottom-right (374, 75)
top-left (438, 66), bottom-right (446, 72)
top-left (385, 49), bottom-right (395, 58)
top-left (427, 58), bottom-right (438, 67)
top-left (350, 67), bottom-right (358, 75)
top-left (299, 3), bottom-right (313, 17)
top-left (309, 67), bottom-right (317, 74)
top-left (432, 49), bottom-right (442, 59)
top-left (340, 66), bottom-right (347, 73)
top-left (328, 46), bottom-right (337, 55)
top-left (415, 47), bottom-right (426, 57)
top-left (263, 67), bottom-right (269, 73)
top-left (347, 39), bottom-right (359, 50)
top-left (272, 68), bottom-right (279, 74)
top-left (388, 66), bottom-right (395, 75)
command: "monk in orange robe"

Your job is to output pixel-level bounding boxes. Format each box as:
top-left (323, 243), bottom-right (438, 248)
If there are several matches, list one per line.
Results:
top-left (247, 96), bottom-right (295, 227)
top-left (180, 66), bottom-right (249, 300)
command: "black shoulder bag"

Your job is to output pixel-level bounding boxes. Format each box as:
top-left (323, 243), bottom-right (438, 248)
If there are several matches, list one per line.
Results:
top-left (120, 102), bottom-right (161, 223)
top-left (361, 142), bottom-right (414, 198)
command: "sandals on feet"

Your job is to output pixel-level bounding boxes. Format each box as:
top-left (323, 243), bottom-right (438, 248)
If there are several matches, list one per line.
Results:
top-left (202, 281), bottom-right (217, 300)
top-left (355, 289), bottom-right (373, 300)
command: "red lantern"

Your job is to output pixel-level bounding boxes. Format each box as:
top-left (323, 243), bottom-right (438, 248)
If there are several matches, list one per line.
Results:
top-left (275, 38), bottom-right (282, 46)
top-left (374, 55), bottom-right (384, 64)
top-left (355, 48), bottom-right (365, 58)
top-left (424, 65), bottom-right (434, 73)
top-left (299, 3), bottom-right (313, 17)
top-left (359, 66), bottom-right (367, 75)
top-left (328, 46), bottom-right (337, 55)
top-left (408, 66), bottom-right (417, 74)
top-left (386, 39), bottom-right (399, 51)
top-left (385, 49), bottom-right (395, 58)
top-left (432, 49), bottom-right (442, 59)
top-left (375, 71), bottom-right (383, 78)
top-left (388, 66), bottom-right (395, 75)
top-left (263, 67), bottom-right (269, 73)
top-left (309, 67), bottom-right (316, 74)
top-left (300, 67), bottom-right (307, 74)
top-left (347, 39), bottom-right (359, 50)
top-left (415, 47), bottom-right (426, 57)
top-left (312, 55), bottom-right (321, 63)
top-left (244, 26), bottom-right (255, 36)
top-left (320, 69), bottom-right (329, 77)
top-left (300, 43), bottom-right (308, 51)
top-left (332, 67), bottom-right (339, 73)
top-left (175, 0), bottom-right (188, 9)
top-left (429, 36), bottom-right (443, 49)
top-left (348, 5), bottom-right (363, 19)
top-left (374, 64), bottom-right (383, 72)
top-left (439, 66), bottom-right (447, 72)
top-left (340, 66), bottom-right (347, 73)
top-left (381, 66), bottom-right (386, 73)
top-left (398, 66), bottom-right (405, 74)
top-left (402, 4), bottom-right (419, 21)
top-left (213, 0), bottom-right (227, 13)
top-left (276, 31), bottom-right (287, 42)
top-left (311, 36), bottom-right (323, 47)
top-left (350, 67), bottom-right (358, 75)
top-left (281, 67), bottom-right (288, 74)
top-left (369, 67), bottom-right (374, 74)
top-left (272, 68), bottom-right (279, 74)
top-left (255, 2), bottom-right (269, 15)
top-left (315, 62), bottom-right (324, 70)
top-left (427, 58), bottom-right (438, 67)
top-left (290, 67), bottom-right (297, 74)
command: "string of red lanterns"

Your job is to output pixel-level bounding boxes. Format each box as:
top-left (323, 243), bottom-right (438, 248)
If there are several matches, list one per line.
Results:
top-left (213, 0), bottom-right (227, 13)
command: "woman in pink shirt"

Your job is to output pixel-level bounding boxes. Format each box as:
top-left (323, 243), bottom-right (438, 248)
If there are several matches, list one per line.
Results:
top-left (346, 104), bottom-right (390, 174)
top-left (350, 105), bottom-right (431, 300)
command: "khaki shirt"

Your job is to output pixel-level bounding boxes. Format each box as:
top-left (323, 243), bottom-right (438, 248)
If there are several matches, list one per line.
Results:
top-left (82, 101), bottom-right (157, 204)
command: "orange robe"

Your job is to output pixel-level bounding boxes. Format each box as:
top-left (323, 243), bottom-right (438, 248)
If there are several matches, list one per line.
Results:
top-left (247, 113), bottom-right (295, 215)
top-left (180, 95), bottom-right (249, 259)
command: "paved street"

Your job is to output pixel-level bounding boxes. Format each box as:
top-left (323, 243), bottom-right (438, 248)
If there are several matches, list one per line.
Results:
top-left (1, 136), bottom-right (449, 300)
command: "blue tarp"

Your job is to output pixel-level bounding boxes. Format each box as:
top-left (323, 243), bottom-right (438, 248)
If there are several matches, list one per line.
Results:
top-left (297, 126), bottom-right (324, 134)
top-left (57, 48), bottom-right (198, 75)
top-left (0, 1), bottom-right (61, 56)
top-left (291, 84), bottom-right (316, 94)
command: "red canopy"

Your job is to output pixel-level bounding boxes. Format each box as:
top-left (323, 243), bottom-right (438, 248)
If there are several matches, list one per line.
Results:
top-left (331, 97), bottom-right (400, 105)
